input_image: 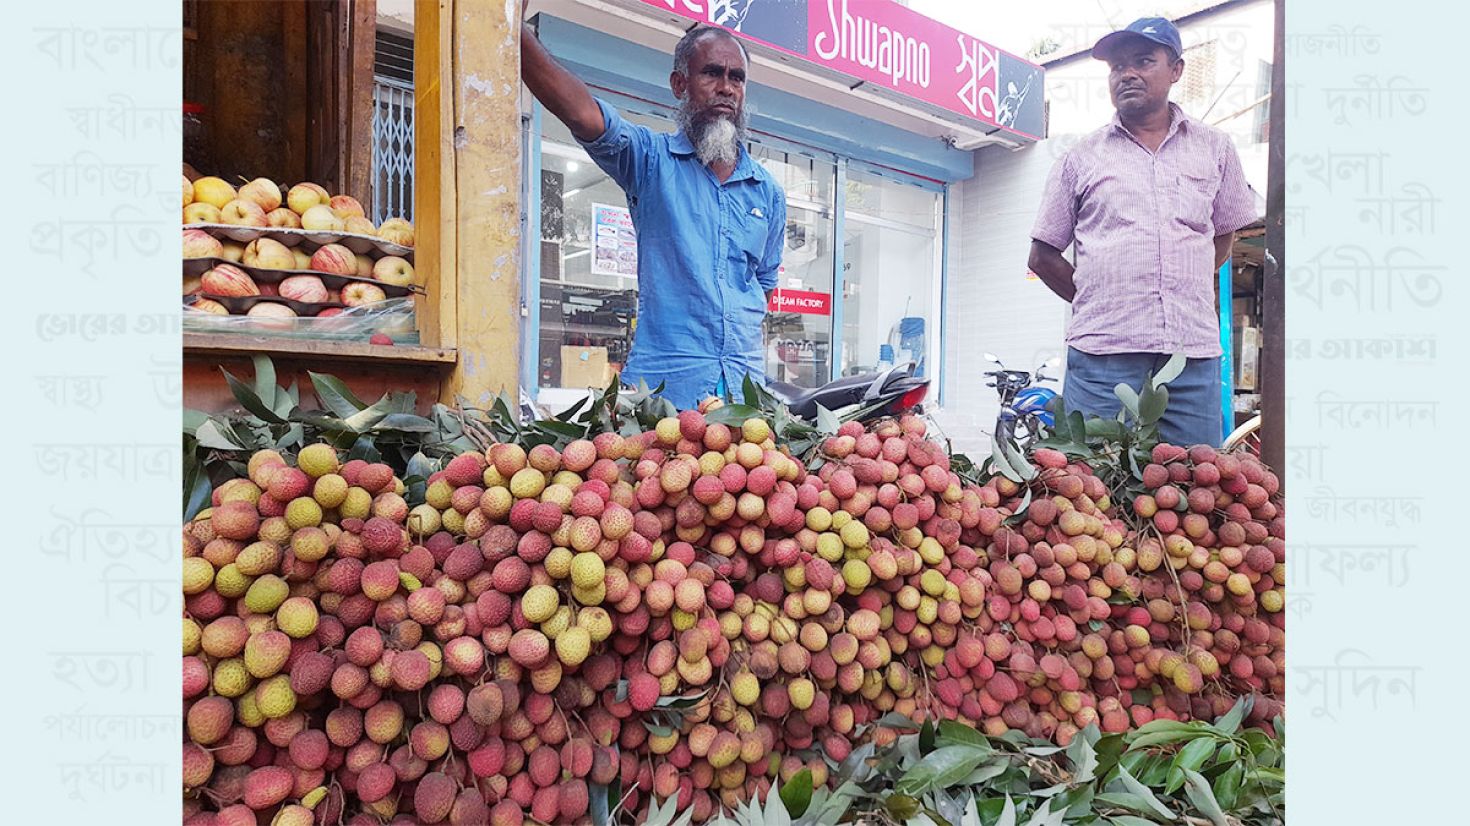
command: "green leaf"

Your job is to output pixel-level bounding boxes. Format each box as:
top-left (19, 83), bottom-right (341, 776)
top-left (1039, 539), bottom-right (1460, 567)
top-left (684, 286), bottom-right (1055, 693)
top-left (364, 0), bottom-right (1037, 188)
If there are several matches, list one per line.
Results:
top-left (990, 440), bottom-right (1022, 483)
top-left (1112, 383), bottom-right (1140, 417)
top-left (1105, 817), bottom-right (1162, 826)
top-left (273, 423), bottom-right (305, 452)
top-left (183, 408), bottom-right (210, 434)
top-left (1137, 385), bottom-right (1167, 425)
top-left (779, 768), bottom-right (813, 818)
top-left (1064, 730), bottom-right (1098, 784)
top-left (1114, 765), bottom-right (1174, 820)
top-left (1211, 696), bottom-right (1251, 736)
top-left (1021, 800), bottom-right (1065, 826)
top-left (1165, 737), bottom-right (1216, 794)
top-left (1181, 769), bottom-right (1228, 826)
top-left (345, 435), bottom-right (381, 463)
top-left (1212, 762), bottom-right (1244, 811)
top-left (936, 721), bottom-right (990, 750)
top-left (919, 720), bottom-right (937, 754)
top-left (998, 437), bottom-right (1037, 481)
top-left (221, 367), bottom-right (287, 424)
top-left (896, 745), bottom-right (991, 797)
top-left (308, 371), bottom-right (369, 418)
top-left (195, 419), bottom-right (247, 450)
top-left (251, 355), bottom-right (278, 410)
top-left (815, 404), bottom-right (841, 435)
top-left (994, 795), bottom-right (1017, 826)
top-left (704, 404), bottom-right (762, 426)
top-left (875, 712), bottom-right (921, 731)
top-left (374, 413), bottom-right (438, 433)
top-left (1151, 353), bottom-right (1187, 389)
top-left (183, 455), bottom-right (213, 521)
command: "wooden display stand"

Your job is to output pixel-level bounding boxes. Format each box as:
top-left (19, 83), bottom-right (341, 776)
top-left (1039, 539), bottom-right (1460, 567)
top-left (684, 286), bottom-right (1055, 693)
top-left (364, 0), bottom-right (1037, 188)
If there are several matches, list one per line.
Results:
top-left (183, 0), bottom-right (522, 415)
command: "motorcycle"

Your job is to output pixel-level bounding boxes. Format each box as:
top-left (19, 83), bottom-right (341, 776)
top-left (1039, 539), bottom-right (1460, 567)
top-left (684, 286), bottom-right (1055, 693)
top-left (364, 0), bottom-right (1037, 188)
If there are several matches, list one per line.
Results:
top-left (985, 353), bottom-right (1060, 447)
top-left (766, 361), bottom-right (930, 422)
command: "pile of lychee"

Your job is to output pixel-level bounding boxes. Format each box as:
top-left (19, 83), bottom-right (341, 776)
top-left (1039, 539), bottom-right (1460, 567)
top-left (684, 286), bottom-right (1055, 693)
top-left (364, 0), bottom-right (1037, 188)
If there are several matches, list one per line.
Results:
top-left (182, 412), bottom-right (1285, 825)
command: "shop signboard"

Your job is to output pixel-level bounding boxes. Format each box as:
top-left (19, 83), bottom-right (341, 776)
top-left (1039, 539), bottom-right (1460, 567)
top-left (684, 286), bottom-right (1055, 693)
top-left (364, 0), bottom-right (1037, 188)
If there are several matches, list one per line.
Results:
top-left (634, 0), bottom-right (1045, 140)
top-left (768, 288), bottom-right (831, 315)
top-left (591, 202), bottom-right (638, 277)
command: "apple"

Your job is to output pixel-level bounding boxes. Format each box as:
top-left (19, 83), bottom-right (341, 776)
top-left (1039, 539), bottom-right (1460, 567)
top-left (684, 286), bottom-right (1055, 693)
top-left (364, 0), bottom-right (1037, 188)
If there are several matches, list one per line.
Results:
top-left (325, 290), bottom-right (342, 303)
top-left (345, 216), bottom-right (377, 236)
top-left (220, 240), bottom-right (246, 263)
top-left (369, 333), bottom-right (395, 346)
top-left (354, 255), bottom-right (373, 279)
top-left (183, 202), bottom-right (221, 224)
top-left (316, 308), bottom-right (345, 318)
top-left (309, 244), bottom-right (358, 275)
top-left (257, 282), bottom-right (281, 297)
top-left (378, 217), bottom-right (415, 247)
top-left (201, 263), bottom-right (260, 297)
top-left (372, 255), bottom-right (415, 287)
top-left (246, 301), bottom-right (299, 330)
top-left (266, 208), bottom-right (302, 229)
top-left (192, 176), bottom-right (237, 209)
top-left (183, 228), bottom-right (224, 259)
top-left (329, 195), bottom-right (365, 219)
top-left (287, 182), bottom-right (330, 215)
top-left (301, 204), bottom-right (345, 232)
top-left (341, 281), bottom-right (387, 307)
top-left (291, 249), bottom-right (312, 270)
top-left (238, 177), bottom-right (283, 212)
top-left (183, 275), bottom-right (202, 295)
top-left (190, 297), bottom-right (229, 315)
top-left (243, 237), bottom-right (296, 270)
top-left (220, 199), bottom-right (268, 227)
top-left (279, 275), bottom-right (329, 303)
top-left (182, 175), bottom-right (194, 208)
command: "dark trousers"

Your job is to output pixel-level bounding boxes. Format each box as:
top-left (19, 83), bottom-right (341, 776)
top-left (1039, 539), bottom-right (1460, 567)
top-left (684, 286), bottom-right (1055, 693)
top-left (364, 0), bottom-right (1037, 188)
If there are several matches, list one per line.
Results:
top-left (1062, 348), bottom-right (1223, 448)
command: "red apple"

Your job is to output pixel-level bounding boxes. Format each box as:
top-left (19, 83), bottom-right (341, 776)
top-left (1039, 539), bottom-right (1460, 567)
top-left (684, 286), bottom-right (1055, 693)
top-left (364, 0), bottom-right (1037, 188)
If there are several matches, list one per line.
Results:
top-left (238, 177), bottom-right (283, 212)
top-left (243, 238), bottom-right (296, 270)
top-left (266, 208), bottom-right (302, 229)
top-left (329, 195), bottom-right (365, 219)
top-left (309, 244), bottom-right (358, 276)
top-left (183, 202), bottom-right (221, 224)
top-left (220, 199), bottom-right (268, 227)
top-left (190, 297), bottom-right (229, 315)
top-left (183, 228), bottom-right (224, 259)
top-left (345, 216), bottom-right (377, 236)
top-left (371, 255), bottom-right (415, 287)
top-left (201, 264), bottom-right (259, 297)
top-left (316, 308), bottom-right (345, 318)
top-left (288, 182), bottom-right (331, 215)
top-left (341, 282), bottom-right (387, 307)
top-left (301, 204), bottom-right (345, 232)
top-left (354, 255), bottom-right (374, 279)
top-left (369, 333), bottom-right (395, 346)
top-left (279, 275), bottom-right (329, 303)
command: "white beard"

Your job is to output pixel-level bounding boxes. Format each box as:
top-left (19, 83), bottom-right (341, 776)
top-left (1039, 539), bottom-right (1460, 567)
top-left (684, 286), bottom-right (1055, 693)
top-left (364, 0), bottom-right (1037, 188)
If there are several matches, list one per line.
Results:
top-left (694, 117), bottom-right (741, 168)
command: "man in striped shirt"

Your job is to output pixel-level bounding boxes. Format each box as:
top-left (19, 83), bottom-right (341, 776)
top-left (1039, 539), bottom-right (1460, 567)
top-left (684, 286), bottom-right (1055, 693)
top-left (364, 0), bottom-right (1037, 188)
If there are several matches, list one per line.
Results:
top-left (1028, 18), bottom-right (1259, 447)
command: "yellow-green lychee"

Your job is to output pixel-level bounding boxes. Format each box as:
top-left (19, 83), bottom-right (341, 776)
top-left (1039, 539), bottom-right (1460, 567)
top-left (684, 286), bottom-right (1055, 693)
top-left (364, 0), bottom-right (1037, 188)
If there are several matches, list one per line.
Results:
top-left (297, 443), bottom-right (339, 478)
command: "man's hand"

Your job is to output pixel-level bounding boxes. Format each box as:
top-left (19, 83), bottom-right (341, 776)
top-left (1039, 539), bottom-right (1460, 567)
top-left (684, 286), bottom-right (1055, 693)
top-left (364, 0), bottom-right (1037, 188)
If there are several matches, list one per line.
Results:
top-left (1028, 240), bottom-right (1077, 303)
top-left (1213, 232), bottom-right (1235, 270)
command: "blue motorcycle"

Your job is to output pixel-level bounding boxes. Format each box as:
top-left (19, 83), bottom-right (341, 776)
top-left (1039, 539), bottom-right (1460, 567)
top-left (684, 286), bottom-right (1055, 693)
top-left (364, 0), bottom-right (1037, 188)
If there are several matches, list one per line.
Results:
top-left (985, 353), bottom-right (1060, 447)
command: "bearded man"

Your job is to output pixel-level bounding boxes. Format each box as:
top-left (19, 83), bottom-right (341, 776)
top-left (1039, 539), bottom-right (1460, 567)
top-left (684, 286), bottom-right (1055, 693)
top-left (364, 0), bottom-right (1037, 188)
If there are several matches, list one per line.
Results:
top-left (521, 16), bottom-right (787, 409)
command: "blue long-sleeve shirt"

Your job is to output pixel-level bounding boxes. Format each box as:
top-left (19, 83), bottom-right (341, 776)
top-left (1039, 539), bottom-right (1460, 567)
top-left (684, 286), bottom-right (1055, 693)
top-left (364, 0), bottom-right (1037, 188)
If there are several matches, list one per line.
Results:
top-left (576, 98), bottom-right (787, 410)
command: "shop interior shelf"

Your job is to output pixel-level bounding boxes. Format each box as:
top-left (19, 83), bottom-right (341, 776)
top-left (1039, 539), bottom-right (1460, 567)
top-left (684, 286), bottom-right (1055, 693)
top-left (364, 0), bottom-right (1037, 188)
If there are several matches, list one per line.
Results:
top-left (184, 333), bottom-right (457, 366)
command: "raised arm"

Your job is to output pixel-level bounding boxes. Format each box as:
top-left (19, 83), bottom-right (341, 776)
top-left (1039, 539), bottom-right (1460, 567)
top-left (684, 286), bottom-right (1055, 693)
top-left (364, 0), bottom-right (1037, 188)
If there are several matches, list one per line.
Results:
top-left (520, 5), bottom-right (604, 141)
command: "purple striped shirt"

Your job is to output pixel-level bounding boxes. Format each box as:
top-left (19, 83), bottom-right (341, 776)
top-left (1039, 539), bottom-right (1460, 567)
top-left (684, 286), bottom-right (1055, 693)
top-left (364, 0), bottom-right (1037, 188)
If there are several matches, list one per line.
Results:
top-left (1031, 103), bottom-right (1259, 357)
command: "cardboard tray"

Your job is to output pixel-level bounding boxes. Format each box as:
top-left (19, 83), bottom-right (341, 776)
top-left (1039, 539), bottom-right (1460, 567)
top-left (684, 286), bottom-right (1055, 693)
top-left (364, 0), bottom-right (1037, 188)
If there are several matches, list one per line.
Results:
top-left (183, 256), bottom-right (423, 298)
top-left (184, 222), bottom-right (414, 259)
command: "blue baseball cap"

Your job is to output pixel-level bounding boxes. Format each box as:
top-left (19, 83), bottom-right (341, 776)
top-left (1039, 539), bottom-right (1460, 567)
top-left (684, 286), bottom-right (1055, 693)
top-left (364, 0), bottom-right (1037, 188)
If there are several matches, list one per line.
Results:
top-left (1092, 17), bottom-right (1183, 61)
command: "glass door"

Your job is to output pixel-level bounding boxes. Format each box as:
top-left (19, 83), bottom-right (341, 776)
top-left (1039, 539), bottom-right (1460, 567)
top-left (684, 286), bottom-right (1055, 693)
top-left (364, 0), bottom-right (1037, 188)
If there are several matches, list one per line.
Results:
top-left (750, 144), bottom-right (837, 390)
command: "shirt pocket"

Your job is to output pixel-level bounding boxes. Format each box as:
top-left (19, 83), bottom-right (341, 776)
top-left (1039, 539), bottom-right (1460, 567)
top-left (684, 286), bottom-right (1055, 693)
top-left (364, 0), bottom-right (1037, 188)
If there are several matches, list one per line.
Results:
top-left (1174, 162), bottom-right (1218, 233)
top-left (736, 209), bottom-right (772, 277)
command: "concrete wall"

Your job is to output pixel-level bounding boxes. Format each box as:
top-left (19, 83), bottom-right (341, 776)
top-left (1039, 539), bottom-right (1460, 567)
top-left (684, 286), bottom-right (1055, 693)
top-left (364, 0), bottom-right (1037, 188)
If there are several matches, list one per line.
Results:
top-left (935, 0), bottom-right (1273, 456)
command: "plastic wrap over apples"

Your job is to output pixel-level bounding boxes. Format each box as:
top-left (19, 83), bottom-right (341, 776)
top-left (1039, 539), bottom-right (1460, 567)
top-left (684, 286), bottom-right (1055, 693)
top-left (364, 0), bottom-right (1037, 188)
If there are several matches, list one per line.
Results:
top-left (183, 295), bottom-right (417, 342)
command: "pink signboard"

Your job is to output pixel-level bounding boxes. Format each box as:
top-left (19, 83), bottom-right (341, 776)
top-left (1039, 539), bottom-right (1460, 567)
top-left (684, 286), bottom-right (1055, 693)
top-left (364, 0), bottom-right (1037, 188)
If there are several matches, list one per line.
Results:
top-left (768, 288), bottom-right (831, 315)
top-left (633, 0), bottom-right (1044, 140)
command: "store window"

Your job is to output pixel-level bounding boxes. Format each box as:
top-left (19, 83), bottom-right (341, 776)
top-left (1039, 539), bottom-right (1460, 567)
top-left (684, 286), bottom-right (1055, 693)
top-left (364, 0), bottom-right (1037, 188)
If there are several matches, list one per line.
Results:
top-left (536, 109), bottom-right (671, 400)
top-left (840, 170), bottom-right (941, 378)
top-left (751, 145), bottom-right (836, 389)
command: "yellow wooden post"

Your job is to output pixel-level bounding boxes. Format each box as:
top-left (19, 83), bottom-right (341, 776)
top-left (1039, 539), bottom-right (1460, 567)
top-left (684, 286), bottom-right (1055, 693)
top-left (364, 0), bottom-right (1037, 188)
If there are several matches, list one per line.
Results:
top-left (415, 0), bottom-right (524, 407)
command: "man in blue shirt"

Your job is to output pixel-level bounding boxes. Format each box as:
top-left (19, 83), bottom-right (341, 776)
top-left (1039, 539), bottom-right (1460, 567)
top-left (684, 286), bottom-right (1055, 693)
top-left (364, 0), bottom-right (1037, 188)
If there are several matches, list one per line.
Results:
top-left (521, 12), bottom-right (787, 410)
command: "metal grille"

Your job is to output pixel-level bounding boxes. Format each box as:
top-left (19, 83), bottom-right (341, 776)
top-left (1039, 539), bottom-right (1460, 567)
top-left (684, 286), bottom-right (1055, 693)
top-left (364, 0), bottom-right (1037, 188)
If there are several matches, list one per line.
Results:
top-left (372, 76), bottom-right (414, 225)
